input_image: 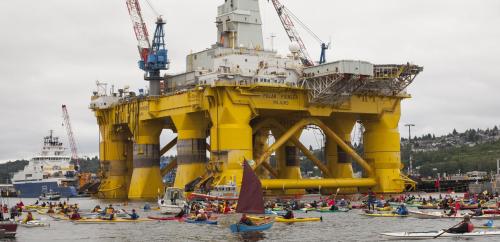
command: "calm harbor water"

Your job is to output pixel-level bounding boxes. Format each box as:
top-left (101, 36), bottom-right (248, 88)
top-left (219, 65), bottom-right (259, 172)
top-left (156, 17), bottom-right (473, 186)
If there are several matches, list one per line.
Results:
top-left (0, 197), bottom-right (495, 242)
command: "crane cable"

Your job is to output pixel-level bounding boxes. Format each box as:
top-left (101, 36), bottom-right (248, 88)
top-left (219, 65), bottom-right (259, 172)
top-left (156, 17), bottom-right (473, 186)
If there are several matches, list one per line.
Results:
top-left (282, 6), bottom-right (324, 44)
top-left (144, 0), bottom-right (160, 17)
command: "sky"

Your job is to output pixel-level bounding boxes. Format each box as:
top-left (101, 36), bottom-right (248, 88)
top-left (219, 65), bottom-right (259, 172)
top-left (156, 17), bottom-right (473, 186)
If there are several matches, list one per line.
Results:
top-left (0, 0), bottom-right (499, 162)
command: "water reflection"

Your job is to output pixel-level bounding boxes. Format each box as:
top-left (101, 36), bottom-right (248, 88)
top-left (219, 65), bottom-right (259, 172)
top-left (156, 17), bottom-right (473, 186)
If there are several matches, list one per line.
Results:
top-left (236, 231), bottom-right (266, 241)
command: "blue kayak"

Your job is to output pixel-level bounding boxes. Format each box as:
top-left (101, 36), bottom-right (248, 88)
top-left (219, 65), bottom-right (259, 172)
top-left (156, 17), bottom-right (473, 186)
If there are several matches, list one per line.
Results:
top-left (185, 219), bottom-right (218, 225)
top-left (230, 222), bottom-right (274, 233)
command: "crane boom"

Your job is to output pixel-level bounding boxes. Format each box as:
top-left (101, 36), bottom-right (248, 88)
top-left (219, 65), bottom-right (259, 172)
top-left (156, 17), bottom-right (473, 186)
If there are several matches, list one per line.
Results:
top-left (270, 0), bottom-right (314, 66)
top-left (61, 105), bottom-right (78, 163)
top-left (126, 0), bottom-right (151, 63)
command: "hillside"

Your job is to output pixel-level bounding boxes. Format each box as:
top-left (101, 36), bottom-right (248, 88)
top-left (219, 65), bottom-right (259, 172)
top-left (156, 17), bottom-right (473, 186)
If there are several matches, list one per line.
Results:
top-left (0, 160), bottom-right (29, 183)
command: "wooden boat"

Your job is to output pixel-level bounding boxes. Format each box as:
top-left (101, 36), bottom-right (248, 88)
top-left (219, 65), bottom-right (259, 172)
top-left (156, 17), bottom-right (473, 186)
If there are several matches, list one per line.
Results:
top-left (230, 161), bottom-right (273, 233)
top-left (230, 221), bottom-right (274, 233)
top-left (381, 230), bottom-right (500, 239)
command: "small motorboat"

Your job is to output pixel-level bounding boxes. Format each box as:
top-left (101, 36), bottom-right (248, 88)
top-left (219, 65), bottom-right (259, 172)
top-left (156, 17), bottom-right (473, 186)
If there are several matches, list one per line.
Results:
top-left (39, 191), bottom-right (61, 201)
top-left (381, 230), bottom-right (500, 239)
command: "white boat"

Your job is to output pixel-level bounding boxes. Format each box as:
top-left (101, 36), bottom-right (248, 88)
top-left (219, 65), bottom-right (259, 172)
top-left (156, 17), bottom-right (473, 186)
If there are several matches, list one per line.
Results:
top-left (12, 131), bottom-right (78, 198)
top-left (19, 220), bottom-right (49, 228)
top-left (410, 211), bottom-right (500, 220)
top-left (381, 230), bottom-right (500, 239)
top-left (39, 190), bottom-right (61, 201)
top-left (158, 187), bottom-right (186, 214)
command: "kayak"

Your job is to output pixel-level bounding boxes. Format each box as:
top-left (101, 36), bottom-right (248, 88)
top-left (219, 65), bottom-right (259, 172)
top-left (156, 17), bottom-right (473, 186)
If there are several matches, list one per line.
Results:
top-left (275, 216), bottom-right (322, 223)
top-left (376, 207), bottom-right (393, 212)
top-left (230, 221), bottom-right (274, 233)
top-left (381, 230), bottom-right (500, 239)
top-left (248, 216), bottom-right (273, 222)
top-left (184, 219), bottom-right (218, 225)
top-left (19, 220), bottom-right (49, 228)
top-left (316, 208), bottom-right (349, 213)
top-left (147, 216), bottom-right (183, 221)
top-left (484, 210), bottom-right (500, 215)
top-left (410, 211), bottom-right (500, 220)
top-left (476, 226), bottom-right (500, 229)
top-left (363, 213), bottom-right (408, 217)
top-left (73, 218), bottom-right (152, 224)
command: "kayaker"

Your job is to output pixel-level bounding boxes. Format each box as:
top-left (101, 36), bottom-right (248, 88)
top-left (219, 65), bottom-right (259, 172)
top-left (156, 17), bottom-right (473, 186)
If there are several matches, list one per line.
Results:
top-left (195, 209), bottom-right (208, 221)
top-left (23, 211), bottom-right (34, 224)
top-left (283, 209), bottom-right (294, 219)
top-left (129, 209), bottom-right (139, 220)
top-left (394, 204), bottom-right (408, 215)
top-left (446, 207), bottom-right (457, 217)
top-left (143, 203), bottom-right (151, 211)
top-left (106, 204), bottom-right (115, 214)
top-left (483, 220), bottom-right (494, 227)
top-left (446, 214), bottom-right (474, 234)
top-left (0, 209), bottom-right (4, 221)
top-left (472, 204), bottom-right (483, 216)
top-left (92, 205), bottom-right (102, 213)
top-left (10, 206), bottom-right (18, 219)
top-left (239, 214), bottom-right (254, 226)
top-left (367, 188), bottom-right (376, 211)
top-left (175, 208), bottom-right (186, 218)
top-left (70, 210), bottom-right (81, 220)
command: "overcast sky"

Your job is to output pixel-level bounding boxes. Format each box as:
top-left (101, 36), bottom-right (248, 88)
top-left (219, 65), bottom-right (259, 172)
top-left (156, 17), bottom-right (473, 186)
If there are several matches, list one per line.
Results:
top-left (0, 0), bottom-right (499, 162)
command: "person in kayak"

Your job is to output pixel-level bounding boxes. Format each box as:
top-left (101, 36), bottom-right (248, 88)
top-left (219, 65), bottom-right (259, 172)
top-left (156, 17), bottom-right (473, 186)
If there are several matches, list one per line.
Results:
top-left (472, 204), bottom-right (483, 216)
top-left (92, 205), bottom-right (102, 213)
top-left (393, 204), bottom-right (408, 215)
top-left (483, 220), bottom-right (494, 227)
top-left (129, 209), bottom-right (139, 220)
top-left (175, 208), bottom-right (186, 218)
top-left (23, 211), bottom-right (34, 224)
top-left (10, 206), bottom-right (18, 219)
top-left (239, 214), bottom-right (255, 226)
top-left (367, 188), bottom-right (376, 211)
top-left (283, 209), bottom-right (295, 219)
top-left (70, 210), bottom-right (81, 220)
top-left (195, 209), bottom-right (208, 221)
top-left (446, 207), bottom-right (457, 217)
top-left (446, 214), bottom-right (474, 234)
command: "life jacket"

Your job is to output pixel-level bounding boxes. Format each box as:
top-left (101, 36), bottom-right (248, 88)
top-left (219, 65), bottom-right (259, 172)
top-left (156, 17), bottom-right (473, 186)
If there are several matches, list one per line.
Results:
top-left (467, 222), bottom-right (474, 232)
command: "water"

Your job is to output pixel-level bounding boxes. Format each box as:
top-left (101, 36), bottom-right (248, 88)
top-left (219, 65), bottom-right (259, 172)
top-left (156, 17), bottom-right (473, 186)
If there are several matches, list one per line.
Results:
top-left (0, 197), bottom-right (495, 242)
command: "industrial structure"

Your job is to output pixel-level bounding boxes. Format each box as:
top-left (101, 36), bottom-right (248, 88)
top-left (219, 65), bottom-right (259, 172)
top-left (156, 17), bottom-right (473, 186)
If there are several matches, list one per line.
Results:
top-left (90, 0), bottom-right (422, 199)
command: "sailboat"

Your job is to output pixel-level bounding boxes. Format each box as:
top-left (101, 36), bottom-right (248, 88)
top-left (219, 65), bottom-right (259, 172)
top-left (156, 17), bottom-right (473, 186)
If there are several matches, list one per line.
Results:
top-left (229, 161), bottom-right (274, 233)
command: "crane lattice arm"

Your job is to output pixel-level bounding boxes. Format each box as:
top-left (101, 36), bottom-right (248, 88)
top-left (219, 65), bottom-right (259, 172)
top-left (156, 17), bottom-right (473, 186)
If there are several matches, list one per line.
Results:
top-left (126, 0), bottom-right (151, 63)
top-left (270, 0), bottom-right (314, 66)
top-left (62, 105), bottom-right (78, 163)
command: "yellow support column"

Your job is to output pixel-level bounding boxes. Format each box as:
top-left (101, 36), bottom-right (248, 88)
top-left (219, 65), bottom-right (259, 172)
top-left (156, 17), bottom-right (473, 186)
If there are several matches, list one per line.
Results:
top-left (324, 116), bottom-right (357, 193)
top-left (363, 101), bottom-right (404, 193)
top-left (209, 90), bottom-right (252, 189)
top-left (253, 128), bottom-right (270, 178)
top-left (171, 113), bottom-right (209, 189)
top-left (98, 125), bottom-right (131, 199)
top-left (128, 120), bottom-right (163, 199)
top-left (272, 125), bottom-right (304, 195)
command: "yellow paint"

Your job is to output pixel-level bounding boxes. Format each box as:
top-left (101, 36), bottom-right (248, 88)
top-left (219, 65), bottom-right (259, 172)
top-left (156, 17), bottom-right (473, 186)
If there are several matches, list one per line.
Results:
top-left (92, 85), bottom-right (410, 199)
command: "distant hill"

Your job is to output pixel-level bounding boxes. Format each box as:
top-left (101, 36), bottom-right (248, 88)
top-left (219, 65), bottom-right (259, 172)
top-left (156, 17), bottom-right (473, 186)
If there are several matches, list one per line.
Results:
top-left (0, 160), bottom-right (29, 184)
top-left (401, 126), bottom-right (500, 177)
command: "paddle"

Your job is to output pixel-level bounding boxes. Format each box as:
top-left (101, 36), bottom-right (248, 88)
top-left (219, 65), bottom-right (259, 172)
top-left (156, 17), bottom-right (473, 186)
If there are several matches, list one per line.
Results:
top-left (434, 215), bottom-right (473, 239)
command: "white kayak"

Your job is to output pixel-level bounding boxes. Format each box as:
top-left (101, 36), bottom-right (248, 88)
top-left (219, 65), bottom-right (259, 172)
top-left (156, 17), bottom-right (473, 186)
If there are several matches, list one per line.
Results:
top-left (19, 220), bottom-right (50, 228)
top-left (381, 230), bottom-right (500, 239)
top-left (410, 211), bottom-right (500, 220)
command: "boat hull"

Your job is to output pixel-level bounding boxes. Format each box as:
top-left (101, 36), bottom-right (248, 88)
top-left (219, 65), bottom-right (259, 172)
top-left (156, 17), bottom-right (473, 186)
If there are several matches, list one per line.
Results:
top-left (230, 222), bottom-right (274, 233)
top-left (381, 230), bottom-right (500, 239)
top-left (13, 181), bottom-right (77, 198)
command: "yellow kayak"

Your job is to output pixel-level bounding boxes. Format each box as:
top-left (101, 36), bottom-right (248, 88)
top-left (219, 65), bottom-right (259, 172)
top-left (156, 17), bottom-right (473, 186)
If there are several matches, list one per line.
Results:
top-left (376, 207), bottom-right (393, 212)
top-left (73, 218), bottom-right (152, 223)
top-left (249, 216), bottom-right (274, 222)
top-left (275, 216), bottom-right (322, 223)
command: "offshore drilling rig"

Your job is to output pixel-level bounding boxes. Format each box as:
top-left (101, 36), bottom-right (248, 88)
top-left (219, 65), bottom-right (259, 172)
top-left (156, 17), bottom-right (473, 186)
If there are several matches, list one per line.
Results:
top-left (90, 0), bottom-right (422, 199)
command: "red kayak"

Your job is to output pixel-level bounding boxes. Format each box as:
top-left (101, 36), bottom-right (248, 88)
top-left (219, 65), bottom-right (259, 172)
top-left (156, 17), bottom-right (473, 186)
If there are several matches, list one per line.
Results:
top-left (147, 216), bottom-right (183, 221)
top-left (483, 209), bottom-right (500, 215)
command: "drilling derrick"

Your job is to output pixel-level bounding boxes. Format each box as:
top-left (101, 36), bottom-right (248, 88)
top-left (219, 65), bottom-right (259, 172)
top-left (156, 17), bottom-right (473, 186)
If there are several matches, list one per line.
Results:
top-left (91, 0), bottom-right (422, 199)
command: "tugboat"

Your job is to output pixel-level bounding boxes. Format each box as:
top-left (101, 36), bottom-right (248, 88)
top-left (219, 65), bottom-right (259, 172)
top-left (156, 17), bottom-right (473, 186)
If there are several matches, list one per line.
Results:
top-left (11, 131), bottom-right (78, 198)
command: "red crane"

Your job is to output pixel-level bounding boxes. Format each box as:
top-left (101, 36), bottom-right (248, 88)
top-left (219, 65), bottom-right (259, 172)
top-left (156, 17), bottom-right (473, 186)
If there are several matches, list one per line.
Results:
top-left (126, 0), bottom-right (151, 64)
top-left (62, 105), bottom-right (79, 167)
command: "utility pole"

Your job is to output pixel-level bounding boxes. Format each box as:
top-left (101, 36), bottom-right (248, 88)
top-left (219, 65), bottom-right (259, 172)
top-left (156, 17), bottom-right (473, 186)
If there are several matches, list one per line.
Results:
top-left (405, 124), bottom-right (415, 176)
